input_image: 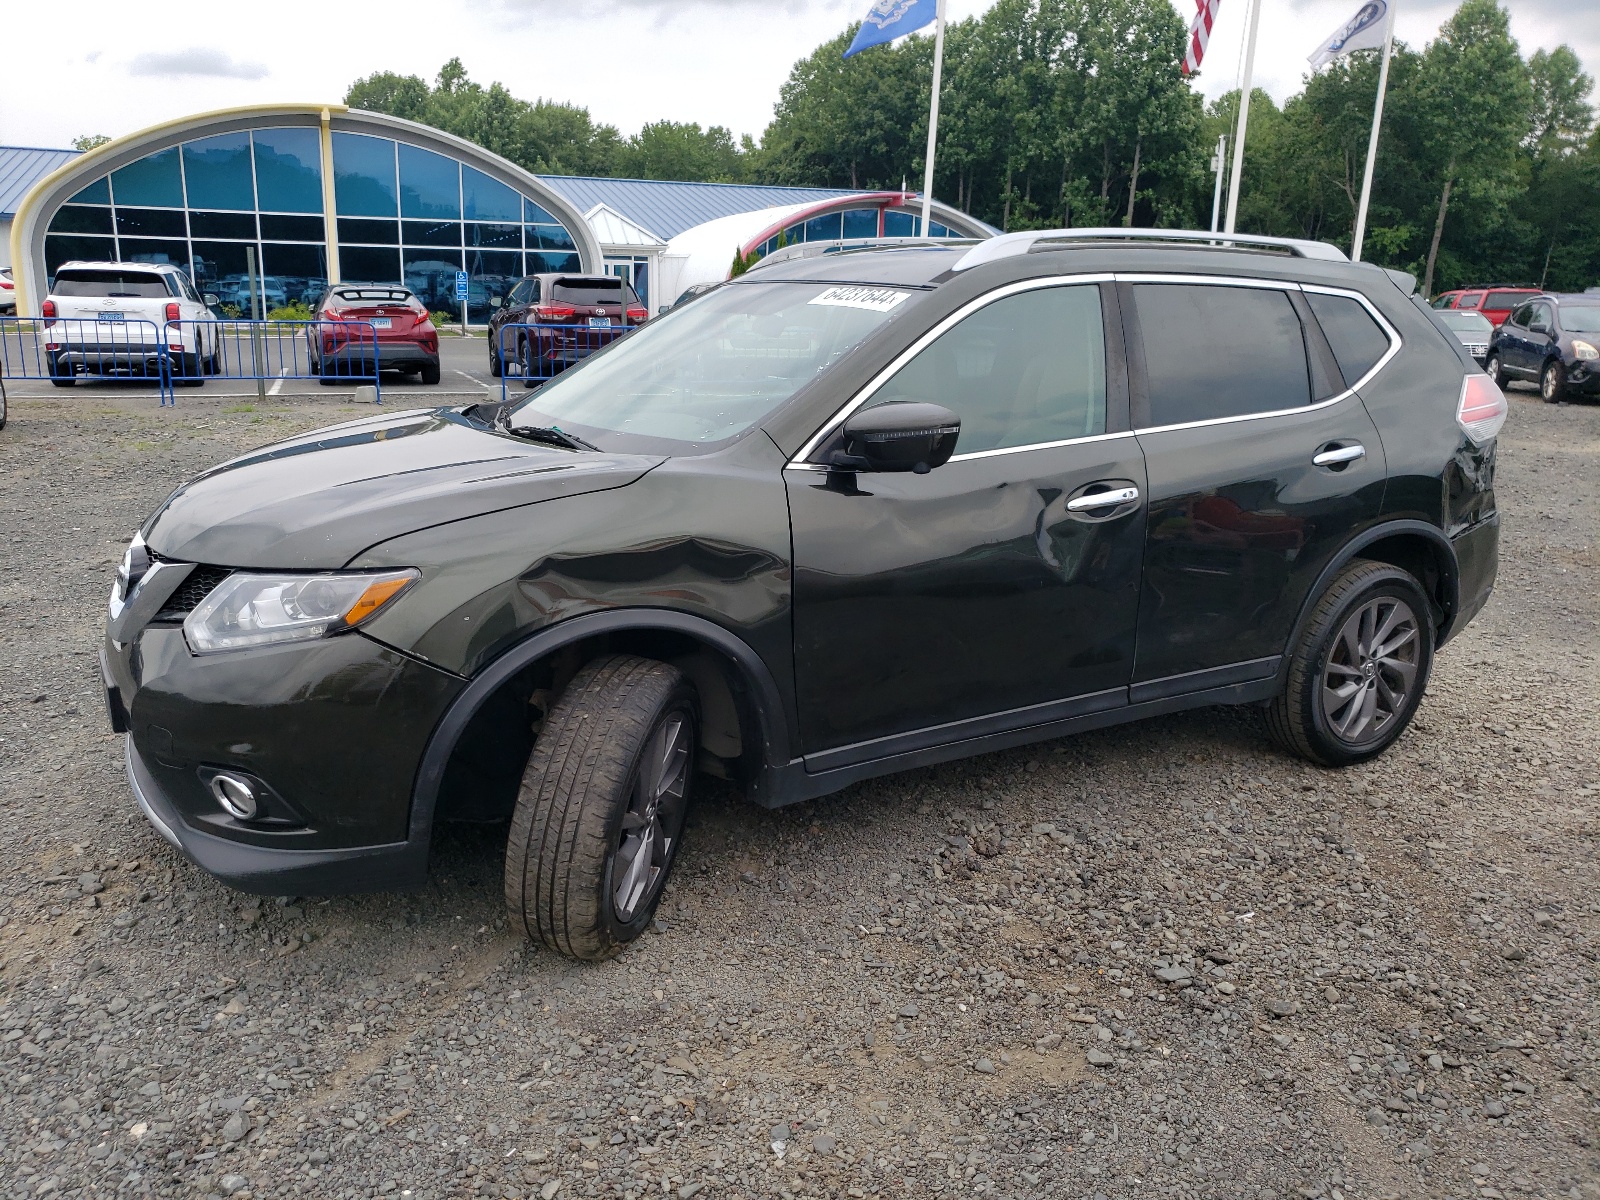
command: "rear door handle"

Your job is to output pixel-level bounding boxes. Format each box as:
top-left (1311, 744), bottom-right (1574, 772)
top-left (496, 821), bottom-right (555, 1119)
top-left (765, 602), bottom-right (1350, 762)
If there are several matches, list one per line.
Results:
top-left (1066, 485), bottom-right (1140, 512)
top-left (1312, 443), bottom-right (1365, 467)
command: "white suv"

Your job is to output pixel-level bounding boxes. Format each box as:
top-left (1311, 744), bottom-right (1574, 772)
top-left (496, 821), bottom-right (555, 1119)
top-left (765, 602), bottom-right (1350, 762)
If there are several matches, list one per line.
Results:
top-left (43, 261), bottom-right (219, 387)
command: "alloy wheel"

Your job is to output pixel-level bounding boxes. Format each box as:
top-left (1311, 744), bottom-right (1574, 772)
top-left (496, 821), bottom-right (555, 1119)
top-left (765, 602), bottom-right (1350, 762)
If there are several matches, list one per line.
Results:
top-left (1542, 363), bottom-right (1560, 401)
top-left (611, 711), bottom-right (691, 922)
top-left (1320, 596), bottom-right (1420, 745)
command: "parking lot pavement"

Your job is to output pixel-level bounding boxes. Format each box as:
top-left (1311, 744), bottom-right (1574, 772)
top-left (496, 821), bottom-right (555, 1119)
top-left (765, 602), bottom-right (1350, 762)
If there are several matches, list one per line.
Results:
top-left (0, 386), bottom-right (1597, 1200)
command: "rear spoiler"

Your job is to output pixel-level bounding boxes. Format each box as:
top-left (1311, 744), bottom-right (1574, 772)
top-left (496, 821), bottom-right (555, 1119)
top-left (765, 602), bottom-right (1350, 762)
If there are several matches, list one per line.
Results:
top-left (1359, 262), bottom-right (1418, 296)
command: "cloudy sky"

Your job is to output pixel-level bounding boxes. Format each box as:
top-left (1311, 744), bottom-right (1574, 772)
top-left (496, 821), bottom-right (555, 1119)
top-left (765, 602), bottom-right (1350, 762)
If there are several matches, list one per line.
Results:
top-left (2, 0), bottom-right (1595, 153)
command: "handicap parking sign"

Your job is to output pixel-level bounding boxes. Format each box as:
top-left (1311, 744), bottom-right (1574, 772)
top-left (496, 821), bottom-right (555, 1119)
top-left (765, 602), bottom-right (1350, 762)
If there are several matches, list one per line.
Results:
top-left (455, 271), bottom-right (469, 300)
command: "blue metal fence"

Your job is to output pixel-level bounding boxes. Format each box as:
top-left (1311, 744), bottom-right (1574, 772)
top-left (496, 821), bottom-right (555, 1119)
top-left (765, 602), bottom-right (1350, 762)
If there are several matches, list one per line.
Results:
top-left (492, 322), bottom-right (632, 401)
top-left (164, 319), bottom-right (383, 402)
top-left (0, 315), bottom-right (174, 404)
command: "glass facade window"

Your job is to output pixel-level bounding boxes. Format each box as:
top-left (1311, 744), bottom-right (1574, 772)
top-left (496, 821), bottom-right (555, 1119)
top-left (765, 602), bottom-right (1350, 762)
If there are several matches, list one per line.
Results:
top-left (252, 128), bottom-right (323, 214)
top-left (342, 245), bottom-right (402, 285)
top-left (183, 132), bottom-right (255, 211)
top-left (260, 214), bottom-right (324, 241)
top-left (333, 132), bottom-right (398, 217)
top-left (399, 144), bottom-right (461, 219)
top-left (48, 205), bottom-right (114, 236)
top-left (111, 147), bottom-right (183, 209)
top-left (403, 219), bottom-right (460, 248)
top-left (339, 218), bottom-right (399, 245)
top-left (804, 212), bottom-right (843, 242)
top-left (404, 248), bottom-right (462, 315)
top-left (116, 208), bottom-right (187, 238)
top-left (463, 166), bottom-right (520, 222)
top-left (842, 208), bottom-right (878, 238)
top-left (189, 211), bottom-right (257, 240)
top-left (69, 178), bottom-right (111, 206)
top-left (39, 124), bottom-right (584, 314)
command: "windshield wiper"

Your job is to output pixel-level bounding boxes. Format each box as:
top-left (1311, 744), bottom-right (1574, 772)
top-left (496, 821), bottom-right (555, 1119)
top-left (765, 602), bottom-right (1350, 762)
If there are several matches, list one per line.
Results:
top-left (499, 410), bottom-right (600, 452)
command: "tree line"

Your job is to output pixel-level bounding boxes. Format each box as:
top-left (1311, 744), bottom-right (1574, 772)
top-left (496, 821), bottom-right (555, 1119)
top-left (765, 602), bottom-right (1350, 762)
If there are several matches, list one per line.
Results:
top-left (345, 0), bottom-right (1598, 294)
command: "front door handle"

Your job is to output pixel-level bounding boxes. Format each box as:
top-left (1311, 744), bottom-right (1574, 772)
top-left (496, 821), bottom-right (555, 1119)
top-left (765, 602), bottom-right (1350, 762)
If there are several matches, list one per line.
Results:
top-left (1066, 485), bottom-right (1140, 512)
top-left (1312, 443), bottom-right (1366, 467)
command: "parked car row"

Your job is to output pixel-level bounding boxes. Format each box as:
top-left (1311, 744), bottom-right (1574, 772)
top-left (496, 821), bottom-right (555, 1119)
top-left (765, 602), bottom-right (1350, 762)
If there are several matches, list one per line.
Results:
top-left (1432, 285), bottom-right (1541, 327)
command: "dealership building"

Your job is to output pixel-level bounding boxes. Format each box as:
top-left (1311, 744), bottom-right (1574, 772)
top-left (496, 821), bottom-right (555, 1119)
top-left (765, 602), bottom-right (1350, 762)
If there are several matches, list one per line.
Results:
top-left (3, 104), bottom-right (991, 320)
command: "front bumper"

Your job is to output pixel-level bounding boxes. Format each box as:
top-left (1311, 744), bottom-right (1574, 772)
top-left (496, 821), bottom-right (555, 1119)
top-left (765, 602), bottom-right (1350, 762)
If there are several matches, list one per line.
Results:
top-left (105, 624), bottom-right (464, 894)
top-left (1563, 360), bottom-right (1600, 395)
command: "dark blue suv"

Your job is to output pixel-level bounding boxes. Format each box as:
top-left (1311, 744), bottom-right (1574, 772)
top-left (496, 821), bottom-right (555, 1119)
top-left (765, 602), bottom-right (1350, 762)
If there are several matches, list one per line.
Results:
top-left (1486, 293), bottom-right (1600, 402)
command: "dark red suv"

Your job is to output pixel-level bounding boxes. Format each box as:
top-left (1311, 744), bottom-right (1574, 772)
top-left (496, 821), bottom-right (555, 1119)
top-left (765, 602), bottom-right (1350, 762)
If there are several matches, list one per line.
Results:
top-left (487, 274), bottom-right (646, 381)
top-left (1432, 286), bottom-right (1540, 329)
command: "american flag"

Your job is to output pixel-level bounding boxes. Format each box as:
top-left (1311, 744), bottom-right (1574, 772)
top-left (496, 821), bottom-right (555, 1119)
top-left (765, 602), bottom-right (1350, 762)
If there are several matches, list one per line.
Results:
top-left (1183, 0), bottom-right (1222, 75)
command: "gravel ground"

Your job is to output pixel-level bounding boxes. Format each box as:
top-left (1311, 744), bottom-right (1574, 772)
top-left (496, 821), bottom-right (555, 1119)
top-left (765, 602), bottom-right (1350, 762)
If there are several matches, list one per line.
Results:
top-left (0, 383), bottom-right (1597, 1200)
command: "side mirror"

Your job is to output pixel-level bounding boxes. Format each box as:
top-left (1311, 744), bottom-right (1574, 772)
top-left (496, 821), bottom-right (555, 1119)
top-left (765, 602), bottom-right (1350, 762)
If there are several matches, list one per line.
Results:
top-left (831, 402), bottom-right (960, 474)
top-left (203, 293), bottom-right (220, 306)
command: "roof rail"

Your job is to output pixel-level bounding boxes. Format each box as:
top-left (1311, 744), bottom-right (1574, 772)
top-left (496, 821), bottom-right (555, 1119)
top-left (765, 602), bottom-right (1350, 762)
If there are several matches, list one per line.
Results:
top-left (950, 228), bottom-right (1349, 272)
top-left (744, 236), bottom-right (980, 273)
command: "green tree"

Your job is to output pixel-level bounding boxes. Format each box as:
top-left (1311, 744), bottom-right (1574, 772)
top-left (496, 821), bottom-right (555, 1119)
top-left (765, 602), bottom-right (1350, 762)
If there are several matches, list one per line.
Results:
top-left (621, 121), bottom-right (747, 182)
top-left (71, 134), bottom-right (111, 152)
top-left (1412, 0), bottom-right (1533, 295)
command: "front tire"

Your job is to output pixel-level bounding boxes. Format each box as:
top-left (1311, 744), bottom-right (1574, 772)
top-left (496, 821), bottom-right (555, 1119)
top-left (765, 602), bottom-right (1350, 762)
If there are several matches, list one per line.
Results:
top-left (504, 655), bottom-right (696, 961)
top-left (1267, 561), bottom-right (1434, 767)
top-left (1541, 359), bottom-right (1567, 403)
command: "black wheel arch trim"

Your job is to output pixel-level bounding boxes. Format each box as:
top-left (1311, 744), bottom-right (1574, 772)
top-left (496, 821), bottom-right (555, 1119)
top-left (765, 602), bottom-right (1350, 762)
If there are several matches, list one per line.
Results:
top-left (1276, 519), bottom-right (1461, 691)
top-left (407, 608), bottom-right (795, 850)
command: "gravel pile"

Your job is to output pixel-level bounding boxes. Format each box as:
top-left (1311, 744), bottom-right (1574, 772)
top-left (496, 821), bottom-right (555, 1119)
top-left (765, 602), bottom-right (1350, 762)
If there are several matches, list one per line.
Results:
top-left (0, 386), bottom-right (1596, 1200)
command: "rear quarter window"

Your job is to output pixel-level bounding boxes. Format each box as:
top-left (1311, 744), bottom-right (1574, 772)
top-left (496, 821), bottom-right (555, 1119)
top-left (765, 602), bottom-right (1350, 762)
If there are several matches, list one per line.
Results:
top-left (1487, 291), bottom-right (1532, 311)
top-left (1305, 292), bottom-right (1392, 387)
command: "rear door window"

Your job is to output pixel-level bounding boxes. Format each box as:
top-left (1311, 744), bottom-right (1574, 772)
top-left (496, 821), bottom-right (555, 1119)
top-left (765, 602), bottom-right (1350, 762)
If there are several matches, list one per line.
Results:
top-left (1305, 292), bottom-right (1392, 388)
top-left (1131, 283), bottom-right (1310, 427)
top-left (862, 284), bottom-right (1107, 454)
top-left (1458, 292), bottom-right (1485, 309)
top-left (52, 270), bottom-right (170, 298)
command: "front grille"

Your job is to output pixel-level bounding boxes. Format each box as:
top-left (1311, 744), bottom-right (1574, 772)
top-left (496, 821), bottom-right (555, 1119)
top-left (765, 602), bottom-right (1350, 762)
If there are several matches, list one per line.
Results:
top-left (143, 552), bottom-right (233, 622)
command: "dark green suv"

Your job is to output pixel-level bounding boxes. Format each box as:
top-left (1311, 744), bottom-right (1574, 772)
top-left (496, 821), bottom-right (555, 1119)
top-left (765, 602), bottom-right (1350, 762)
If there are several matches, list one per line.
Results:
top-left (103, 231), bottom-right (1503, 960)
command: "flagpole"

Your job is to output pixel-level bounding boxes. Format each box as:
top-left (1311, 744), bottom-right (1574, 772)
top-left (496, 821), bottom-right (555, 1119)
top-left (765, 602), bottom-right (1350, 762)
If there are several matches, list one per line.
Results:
top-left (920, 0), bottom-right (947, 237)
top-left (1350, 0), bottom-right (1396, 262)
top-left (1223, 0), bottom-right (1260, 234)
top-left (1210, 134), bottom-right (1227, 233)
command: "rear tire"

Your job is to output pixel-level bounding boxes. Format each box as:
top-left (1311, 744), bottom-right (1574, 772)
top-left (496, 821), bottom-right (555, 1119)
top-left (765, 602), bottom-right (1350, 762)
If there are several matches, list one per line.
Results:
top-left (1266, 561), bottom-right (1434, 768)
top-left (1484, 353), bottom-right (1506, 388)
top-left (420, 361), bottom-right (441, 385)
top-left (504, 655), bottom-right (697, 961)
top-left (1541, 359), bottom-right (1567, 403)
top-left (488, 338), bottom-right (503, 378)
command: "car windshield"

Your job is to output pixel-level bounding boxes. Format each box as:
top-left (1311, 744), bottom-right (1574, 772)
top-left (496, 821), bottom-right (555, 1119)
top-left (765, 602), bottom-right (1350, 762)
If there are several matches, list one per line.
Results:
top-left (1437, 311), bottom-right (1492, 334)
top-left (509, 281), bottom-right (910, 446)
top-left (53, 270), bottom-right (170, 298)
top-left (1558, 305), bottom-right (1600, 333)
top-left (550, 278), bottom-right (639, 306)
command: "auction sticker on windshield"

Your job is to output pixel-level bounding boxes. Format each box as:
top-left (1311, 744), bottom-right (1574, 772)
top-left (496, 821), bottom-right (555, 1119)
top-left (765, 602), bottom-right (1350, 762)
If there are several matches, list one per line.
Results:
top-left (807, 286), bottom-right (909, 313)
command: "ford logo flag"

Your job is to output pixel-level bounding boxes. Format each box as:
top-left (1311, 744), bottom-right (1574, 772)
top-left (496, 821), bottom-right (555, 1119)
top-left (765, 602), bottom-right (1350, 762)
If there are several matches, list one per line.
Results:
top-left (844, 0), bottom-right (939, 58)
top-left (1309, 0), bottom-right (1389, 70)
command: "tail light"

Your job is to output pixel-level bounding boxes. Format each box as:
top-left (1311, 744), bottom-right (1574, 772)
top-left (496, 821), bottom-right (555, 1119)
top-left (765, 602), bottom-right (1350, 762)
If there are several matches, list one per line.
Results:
top-left (1457, 374), bottom-right (1507, 445)
top-left (42, 298), bottom-right (57, 327)
top-left (534, 304), bottom-right (577, 320)
top-left (626, 307), bottom-right (647, 321)
top-left (164, 302), bottom-right (181, 324)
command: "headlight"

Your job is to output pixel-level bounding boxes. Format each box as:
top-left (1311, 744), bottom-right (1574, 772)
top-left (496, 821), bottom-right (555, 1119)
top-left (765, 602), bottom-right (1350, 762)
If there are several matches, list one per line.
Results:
top-left (1573, 339), bottom-right (1598, 361)
top-left (183, 569), bottom-right (418, 654)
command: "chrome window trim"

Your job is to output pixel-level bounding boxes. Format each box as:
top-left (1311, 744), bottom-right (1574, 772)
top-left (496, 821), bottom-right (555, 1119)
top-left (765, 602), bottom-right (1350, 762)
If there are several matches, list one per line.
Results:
top-left (783, 271), bottom-right (1403, 465)
top-left (1129, 277), bottom-right (1402, 437)
top-left (786, 272), bottom-right (1115, 466)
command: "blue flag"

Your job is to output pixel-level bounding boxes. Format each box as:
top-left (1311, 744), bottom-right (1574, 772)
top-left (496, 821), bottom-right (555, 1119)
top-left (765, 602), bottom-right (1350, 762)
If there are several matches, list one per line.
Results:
top-left (843, 0), bottom-right (938, 58)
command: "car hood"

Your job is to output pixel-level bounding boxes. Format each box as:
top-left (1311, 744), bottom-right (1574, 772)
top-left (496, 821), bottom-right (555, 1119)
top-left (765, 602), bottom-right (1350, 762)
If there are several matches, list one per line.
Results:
top-left (143, 408), bottom-right (663, 568)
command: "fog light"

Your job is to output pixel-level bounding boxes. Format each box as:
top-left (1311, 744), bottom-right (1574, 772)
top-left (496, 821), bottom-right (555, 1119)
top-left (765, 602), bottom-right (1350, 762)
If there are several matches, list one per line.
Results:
top-left (209, 773), bottom-right (259, 820)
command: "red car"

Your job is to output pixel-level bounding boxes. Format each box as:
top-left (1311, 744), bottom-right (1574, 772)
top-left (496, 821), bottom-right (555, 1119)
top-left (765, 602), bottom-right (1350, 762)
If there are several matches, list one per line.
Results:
top-left (1432, 286), bottom-right (1540, 329)
top-left (308, 283), bottom-right (440, 385)
top-left (487, 273), bottom-right (646, 380)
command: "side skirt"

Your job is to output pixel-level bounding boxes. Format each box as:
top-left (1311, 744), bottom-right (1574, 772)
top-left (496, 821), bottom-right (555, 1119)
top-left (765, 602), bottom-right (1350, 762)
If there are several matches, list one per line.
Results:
top-left (756, 672), bottom-right (1280, 809)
